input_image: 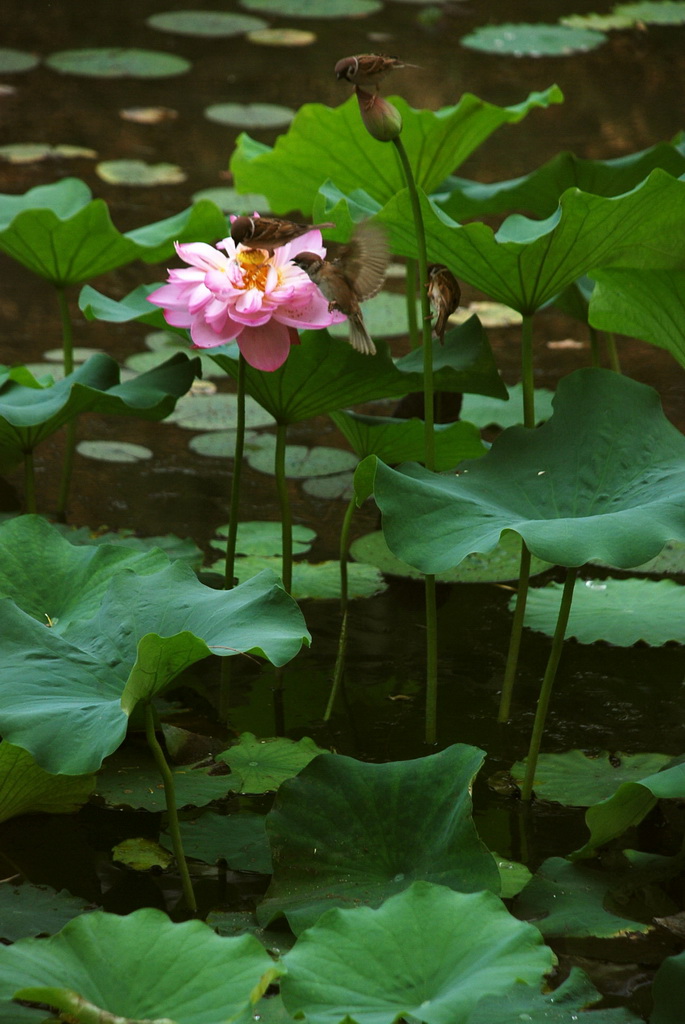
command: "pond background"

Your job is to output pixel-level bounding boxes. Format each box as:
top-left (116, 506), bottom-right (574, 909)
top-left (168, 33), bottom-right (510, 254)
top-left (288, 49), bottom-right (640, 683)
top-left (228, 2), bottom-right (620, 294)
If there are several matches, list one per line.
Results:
top-left (1, 0), bottom-right (685, 979)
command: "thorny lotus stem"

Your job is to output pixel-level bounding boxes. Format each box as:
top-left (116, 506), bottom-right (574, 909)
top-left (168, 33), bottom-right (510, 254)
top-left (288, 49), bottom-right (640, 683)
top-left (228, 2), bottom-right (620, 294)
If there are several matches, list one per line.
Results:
top-left (520, 567), bottom-right (578, 802)
top-left (275, 421), bottom-right (293, 594)
top-left (219, 353), bottom-right (246, 723)
top-left (24, 449), bottom-right (37, 514)
top-left (56, 286), bottom-right (76, 520)
top-left (405, 258), bottom-right (420, 349)
top-left (392, 134), bottom-right (438, 744)
top-left (498, 543), bottom-right (532, 722)
top-left (144, 702), bottom-right (197, 913)
top-left (325, 493), bottom-right (356, 720)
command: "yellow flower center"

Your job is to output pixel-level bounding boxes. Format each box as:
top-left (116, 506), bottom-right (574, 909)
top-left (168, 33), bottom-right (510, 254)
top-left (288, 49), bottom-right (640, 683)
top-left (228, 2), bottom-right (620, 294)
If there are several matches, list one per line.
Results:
top-left (236, 248), bottom-right (270, 291)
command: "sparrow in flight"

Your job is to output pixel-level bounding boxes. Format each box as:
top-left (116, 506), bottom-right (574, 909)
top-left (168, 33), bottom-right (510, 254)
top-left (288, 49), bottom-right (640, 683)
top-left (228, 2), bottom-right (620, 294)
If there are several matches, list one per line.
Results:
top-left (230, 215), bottom-right (335, 252)
top-left (334, 54), bottom-right (419, 94)
top-left (291, 222), bottom-right (389, 355)
top-left (426, 264), bottom-right (461, 342)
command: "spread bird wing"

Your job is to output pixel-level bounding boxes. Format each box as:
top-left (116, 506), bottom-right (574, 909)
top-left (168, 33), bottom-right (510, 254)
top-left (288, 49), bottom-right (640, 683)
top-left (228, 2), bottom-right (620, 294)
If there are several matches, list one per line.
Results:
top-left (336, 222), bottom-right (389, 302)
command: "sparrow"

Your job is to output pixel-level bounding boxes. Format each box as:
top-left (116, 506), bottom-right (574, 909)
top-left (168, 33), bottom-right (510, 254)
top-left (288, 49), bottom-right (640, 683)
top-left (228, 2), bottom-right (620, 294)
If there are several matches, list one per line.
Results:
top-left (334, 54), bottom-right (419, 94)
top-left (426, 264), bottom-right (461, 343)
top-left (230, 215), bottom-right (335, 252)
top-left (291, 222), bottom-right (389, 356)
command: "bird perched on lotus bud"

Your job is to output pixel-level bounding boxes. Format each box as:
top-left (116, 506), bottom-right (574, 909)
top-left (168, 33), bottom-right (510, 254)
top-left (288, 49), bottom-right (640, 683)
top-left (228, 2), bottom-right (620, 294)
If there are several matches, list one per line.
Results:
top-left (291, 222), bottom-right (389, 356)
top-left (230, 215), bottom-right (335, 252)
top-left (427, 264), bottom-right (461, 343)
top-left (334, 54), bottom-right (419, 96)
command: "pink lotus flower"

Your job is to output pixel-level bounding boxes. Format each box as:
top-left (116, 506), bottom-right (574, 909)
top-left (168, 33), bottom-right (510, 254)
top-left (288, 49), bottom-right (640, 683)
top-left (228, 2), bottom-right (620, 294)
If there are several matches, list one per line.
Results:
top-left (147, 226), bottom-right (345, 371)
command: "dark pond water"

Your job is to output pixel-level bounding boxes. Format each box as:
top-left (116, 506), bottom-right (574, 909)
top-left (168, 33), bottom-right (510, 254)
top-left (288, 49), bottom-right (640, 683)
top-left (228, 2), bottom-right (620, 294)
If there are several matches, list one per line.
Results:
top-left (1, 0), bottom-right (685, 1015)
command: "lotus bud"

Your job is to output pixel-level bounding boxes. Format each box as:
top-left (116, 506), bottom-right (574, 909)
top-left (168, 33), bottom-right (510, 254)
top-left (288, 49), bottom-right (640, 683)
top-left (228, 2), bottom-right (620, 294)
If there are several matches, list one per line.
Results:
top-left (355, 87), bottom-right (402, 142)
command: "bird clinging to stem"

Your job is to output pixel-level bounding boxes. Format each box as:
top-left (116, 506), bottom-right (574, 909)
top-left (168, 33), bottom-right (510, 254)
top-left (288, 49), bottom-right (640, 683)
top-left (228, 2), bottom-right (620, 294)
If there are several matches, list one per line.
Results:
top-left (426, 264), bottom-right (461, 343)
top-left (291, 222), bottom-right (389, 356)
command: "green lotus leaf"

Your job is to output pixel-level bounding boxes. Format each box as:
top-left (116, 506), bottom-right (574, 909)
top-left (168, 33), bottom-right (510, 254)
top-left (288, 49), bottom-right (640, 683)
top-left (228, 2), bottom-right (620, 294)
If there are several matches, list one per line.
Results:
top-left (436, 138), bottom-right (685, 221)
top-left (161, 811), bottom-right (272, 873)
top-left (146, 10), bottom-right (267, 36)
top-left (516, 857), bottom-right (652, 938)
top-left (230, 87), bottom-right (563, 214)
top-left (613, 1), bottom-right (685, 24)
top-left (365, 368), bottom-right (685, 573)
top-left (594, 538), bottom-right (685, 575)
top-left (45, 47), bottom-right (190, 77)
top-left (0, 562), bottom-right (309, 774)
top-left (112, 838), bottom-right (173, 871)
top-left (0, 515), bottom-right (169, 630)
top-left (0, 351), bottom-right (199, 471)
top-left (211, 319), bottom-right (505, 426)
top-left (511, 750), bottom-right (673, 806)
top-left (561, 12), bottom-right (637, 29)
top-left (0, 883), bottom-right (95, 942)
top-left (218, 733), bottom-right (326, 794)
top-left (258, 745), bottom-right (499, 933)
top-left (96, 159), bottom-right (186, 186)
top-left (589, 267), bottom-right (685, 368)
top-left (515, 577), bottom-right (685, 645)
top-left (330, 410), bottom-right (486, 470)
top-left (76, 440), bottom-right (153, 462)
top-left (0, 909), bottom-right (281, 1023)
top-left (461, 23), bottom-right (606, 57)
top-left (465, 967), bottom-right (641, 1022)
top-left (652, 948), bottom-right (685, 1024)
top-left (573, 759), bottom-right (685, 858)
top-left (0, 742), bottom-right (94, 825)
top-left (280, 881), bottom-right (552, 1024)
top-left (192, 185), bottom-right (270, 214)
top-left (207, 553), bottom-right (387, 600)
top-left (93, 746), bottom-right (238, 810)
top-left (377, 170), bottom-right (685, 315)
top-left (0, 48), bottom-right (39, 73)
top-left (210, 521), bottom-right (316, 557)
top-left (79, 282), bottom-right (169, 326)
top-left (167, 391), bottom-right (274, 431)
top-left (54, 523), bottom-right (202, 565)
top-left (460, 384), bottom-right (555, 429)
top-left (350, 529), bottom-right (553, 583)
top-left (245, 439), bottom-right (358, 478)
top-left (327, 291), bottom-right (421, 339)
top-left (0, 178), bottom-right (225, 283)
top-left (239, 0), bottom-right (381, 18)
top-left (205, 103), bottom-right (295, 129)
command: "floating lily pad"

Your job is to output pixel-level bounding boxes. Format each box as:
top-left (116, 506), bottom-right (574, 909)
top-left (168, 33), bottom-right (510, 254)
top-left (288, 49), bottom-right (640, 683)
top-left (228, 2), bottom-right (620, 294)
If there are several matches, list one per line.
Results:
top-left (511, 750), bottom-right (673, 806)
top-left (209, 554), bottom-right (387, 600)
top-left (245, 439), bottom-right (358, 478)
top-left (76, 440), bottom-right (154, 463)
top-left (96, 159), bottom-right (186, 186)
top-left (0, 143), bottom-right (97, 164)
top-left (468, 968), bottom-right (640, 1023)
top-left (328, 291), bottom-right (421, 339)
top-left (211, 521), bottom-right (316, 558)
top-left (247, 28), bottom-right (316, 45)
top-left (494, 854), bottom-right (532, 898)
top-left (218, 733), bottom-right (325, 794)
top-left (239, 0), bottom-right (381, 15)
top-left (350, 529), bottom-right (553, 583)
top-left (517, 577), bottom-right (685, 646)
top-left (119, 106), bottom-right (178, 123)
top-left (189, 429), bottom-right (260, 457)
top-left (128, 343), bottom-right (220, 379)
top-left (560, 12), bottom-right (636, 30)
top-left (112, 838), bottom-right (173, 871)
top-left (161, 812), bottom-right (272, 873)
top-left (0, 741), bottom-right (94, 825)
top-left (517, 857), bottom-right (652, 939)
top-left (168, 392), bottom-right (274, 430)
top-left (461, 23), bottom-right (607, 56)
top-left (302, 473), bottom-right (354, 500)
top-left (0, 884), bottom-right (95, 942)
top-left (0, 48), bottom-right (39, 73)
top-left (53, 524), bottom-right (202, 566)
top-left (652, 949), bottom-right (685, 1024)
top-left (207, 912), bottom-right (295, 956)
top-left (205, 103), bottom-right (295, 129)
top-left (146, 10), bottom-right (267, 36)
top-left (94, 746), bottom-right (239, 811)
top-left (192, 186), bottom-right (270, 213)
top-left (45, 47), bottom-right (191, 78)
top-left (280, 882), bottom-right (552, 1022)
top-left (43, 346), bottom-right (101, 363)
top-left (613, 1), bottom-right (685, 23)
top-left (460, 384), bottom-right (555, 429)
top-left (449, 301), bottom-right (522, 328)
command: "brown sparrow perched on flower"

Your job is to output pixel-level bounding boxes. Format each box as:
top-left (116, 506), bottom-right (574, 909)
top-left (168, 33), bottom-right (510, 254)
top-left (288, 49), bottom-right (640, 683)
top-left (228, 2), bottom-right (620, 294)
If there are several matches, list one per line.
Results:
top-left (335, 54), bottom-right (418, 95)
top-left (291, 222), bottom-right (389, 355)
top-left (230, 216), bottom-right (335, 251)
top-left (427, 264), bottom-right (461, 343)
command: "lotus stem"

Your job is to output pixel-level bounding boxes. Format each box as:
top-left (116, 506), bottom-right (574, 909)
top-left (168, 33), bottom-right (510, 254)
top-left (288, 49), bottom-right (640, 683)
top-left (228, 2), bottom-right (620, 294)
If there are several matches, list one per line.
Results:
top-left (219, 353), bottom-right (246, 723)
top-left (498, 542), bottom-right (532, 722)
top-left (274, 421), bottom-right (292, 594)
top-left (589, 325), bottom-right (602, 367)
top-left (324, 494), bottom-right (356, 720)
top-left (520, 314), bottom-right (535, 429)
top-left (24, 449), bottom-right (37, 514)
top-left (605, 331), bottom-right (622, 373)
top-left (144, 702), bottom-right (197, 913)
top-left (56, 286), bottom-right (76, 521)
top-left (520, 567), bottom-right (578, 802)
top-left (392, 135), bottom-right (439, 745)
top-left (405, 258), bottom-right (420, 349)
